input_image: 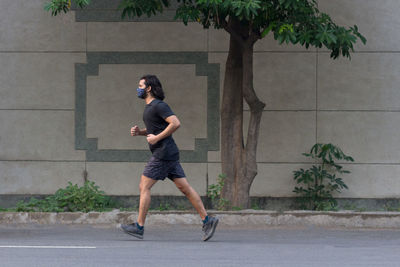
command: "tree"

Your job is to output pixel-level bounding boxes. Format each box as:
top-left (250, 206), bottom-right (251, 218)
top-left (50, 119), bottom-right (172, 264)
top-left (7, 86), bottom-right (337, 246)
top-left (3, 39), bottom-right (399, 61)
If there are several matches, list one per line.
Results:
top-left (45, 0), bottom-right (366, 209)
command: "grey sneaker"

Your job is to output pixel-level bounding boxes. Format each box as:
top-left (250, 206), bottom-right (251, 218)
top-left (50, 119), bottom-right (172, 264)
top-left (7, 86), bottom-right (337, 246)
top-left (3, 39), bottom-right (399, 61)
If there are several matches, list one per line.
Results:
top-left (120, 222), bottom-right (144, 239)
top-left (202, 216), bottom-right (219, 241)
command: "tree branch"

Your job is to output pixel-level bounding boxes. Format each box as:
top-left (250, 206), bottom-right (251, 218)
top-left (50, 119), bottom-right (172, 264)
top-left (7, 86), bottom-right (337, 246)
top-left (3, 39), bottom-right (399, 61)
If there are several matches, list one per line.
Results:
top-left (242, 44), bottom-right (265, 181)
top-left (244, 29), bottom-right (261, 47)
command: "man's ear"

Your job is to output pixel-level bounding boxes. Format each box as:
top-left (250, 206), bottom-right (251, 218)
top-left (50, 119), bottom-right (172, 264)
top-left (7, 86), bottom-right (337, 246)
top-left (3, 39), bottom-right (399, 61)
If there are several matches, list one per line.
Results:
top-left (147, 86), bottom-right (152, 93)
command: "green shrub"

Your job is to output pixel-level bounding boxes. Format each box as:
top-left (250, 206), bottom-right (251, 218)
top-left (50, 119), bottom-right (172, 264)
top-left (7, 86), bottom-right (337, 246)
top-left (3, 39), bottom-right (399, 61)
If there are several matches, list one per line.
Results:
top-left (293, 143), bottom-right (354, 211)
top-left (15, 180), bottom-right (114, 212)
top-left (207, 174), bottom-right (229, 210)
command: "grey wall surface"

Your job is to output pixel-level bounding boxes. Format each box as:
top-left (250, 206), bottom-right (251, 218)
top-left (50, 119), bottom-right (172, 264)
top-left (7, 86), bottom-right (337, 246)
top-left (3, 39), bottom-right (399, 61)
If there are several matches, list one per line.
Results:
top-left (0, 0), bottom-right (399, 204)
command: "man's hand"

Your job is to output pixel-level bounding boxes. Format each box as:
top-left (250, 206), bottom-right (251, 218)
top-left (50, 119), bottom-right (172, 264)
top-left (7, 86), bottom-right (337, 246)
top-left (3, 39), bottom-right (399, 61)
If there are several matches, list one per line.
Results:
top-left (146, 134), bottom-right (159, 145)
top-left (131, 125), bottom-right (140, 136)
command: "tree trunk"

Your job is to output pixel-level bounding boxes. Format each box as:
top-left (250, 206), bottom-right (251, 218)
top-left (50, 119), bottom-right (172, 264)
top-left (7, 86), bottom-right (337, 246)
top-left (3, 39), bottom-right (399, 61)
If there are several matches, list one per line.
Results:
top-left (220, 18), bottom-right (265, 209)
top-left (220, 17), bottom-right (245, 209)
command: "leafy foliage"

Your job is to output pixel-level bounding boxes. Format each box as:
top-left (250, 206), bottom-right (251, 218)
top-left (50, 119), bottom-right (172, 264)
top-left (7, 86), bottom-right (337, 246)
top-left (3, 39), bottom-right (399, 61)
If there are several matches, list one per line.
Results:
top-left (293, 143), bottom-right (354, 210)
top-left (14, 181), bottom-right (114, 212)
top-left (207, 174), bottom-right (229, 210)
top-left (44, 0), bottom-right (89, 16)
top-left (44, 0), bottom-right (366, 59)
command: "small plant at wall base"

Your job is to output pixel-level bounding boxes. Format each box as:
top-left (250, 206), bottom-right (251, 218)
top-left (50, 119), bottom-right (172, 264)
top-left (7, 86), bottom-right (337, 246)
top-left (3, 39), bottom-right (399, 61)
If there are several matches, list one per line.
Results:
top-left (207, 174), bottom-right (230, 210)
top-left (293, 143), bottom-right (354, 211)
top-left (14, 180), bottom-right (114, 212)
top-left (150, 203), bottom-right (172, 211)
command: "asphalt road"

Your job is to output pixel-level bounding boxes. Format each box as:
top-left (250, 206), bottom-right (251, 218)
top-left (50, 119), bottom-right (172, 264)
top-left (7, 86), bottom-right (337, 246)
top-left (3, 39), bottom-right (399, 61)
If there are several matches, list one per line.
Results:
top-left (0, 224), bottom-right (400, 267)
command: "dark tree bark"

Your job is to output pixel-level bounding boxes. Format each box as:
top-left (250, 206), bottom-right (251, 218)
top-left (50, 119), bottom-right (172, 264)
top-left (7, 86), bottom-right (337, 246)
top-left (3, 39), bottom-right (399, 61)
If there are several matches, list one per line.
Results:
top-left (221, 17), bottom-right (265, 209)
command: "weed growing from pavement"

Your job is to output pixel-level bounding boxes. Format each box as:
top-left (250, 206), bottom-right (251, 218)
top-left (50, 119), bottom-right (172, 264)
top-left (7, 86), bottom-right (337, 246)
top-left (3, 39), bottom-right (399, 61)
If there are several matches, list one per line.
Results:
top-left (384, 204), bottom-right (400, 212)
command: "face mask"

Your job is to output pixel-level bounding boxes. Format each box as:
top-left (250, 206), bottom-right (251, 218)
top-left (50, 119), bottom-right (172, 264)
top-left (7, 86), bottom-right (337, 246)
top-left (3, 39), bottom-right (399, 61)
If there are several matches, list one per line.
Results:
top-left (137, 88), bottom-right (147, 99)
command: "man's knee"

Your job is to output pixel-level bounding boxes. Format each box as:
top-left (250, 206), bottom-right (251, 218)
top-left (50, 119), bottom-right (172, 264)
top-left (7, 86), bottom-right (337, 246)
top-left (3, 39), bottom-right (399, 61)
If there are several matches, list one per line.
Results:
top-left (139, 183), bottom-right (145, 193)
top-left (140, 181), bottom-right (153, 193)
top-left (139, 175), bottom-right (157, 193)
top-left (140, 183), bottom-right (151, 192)
top-left (176, 183), bottom-right (191, 195)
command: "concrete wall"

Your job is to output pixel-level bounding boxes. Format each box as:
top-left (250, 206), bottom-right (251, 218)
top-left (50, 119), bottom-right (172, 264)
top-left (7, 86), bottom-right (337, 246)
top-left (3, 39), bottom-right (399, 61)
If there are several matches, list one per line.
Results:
top-left (1, 0), bottom-right (399, 204)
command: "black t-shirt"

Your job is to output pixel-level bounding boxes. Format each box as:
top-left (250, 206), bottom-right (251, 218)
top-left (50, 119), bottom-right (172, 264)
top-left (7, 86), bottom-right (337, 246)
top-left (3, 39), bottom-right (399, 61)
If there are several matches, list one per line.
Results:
top-left (142, 99), bottom-right (179, 161)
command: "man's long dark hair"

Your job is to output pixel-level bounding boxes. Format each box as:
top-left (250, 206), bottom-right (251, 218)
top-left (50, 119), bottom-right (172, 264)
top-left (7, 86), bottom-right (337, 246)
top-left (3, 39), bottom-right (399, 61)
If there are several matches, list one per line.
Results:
top-left (140, 74), bottom-right (165, 100)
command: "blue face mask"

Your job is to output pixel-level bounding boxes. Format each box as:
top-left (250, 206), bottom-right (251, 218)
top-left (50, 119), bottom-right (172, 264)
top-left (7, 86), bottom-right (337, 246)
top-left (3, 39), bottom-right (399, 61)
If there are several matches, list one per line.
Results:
top-left (137, 88), bottom-right (146, 99)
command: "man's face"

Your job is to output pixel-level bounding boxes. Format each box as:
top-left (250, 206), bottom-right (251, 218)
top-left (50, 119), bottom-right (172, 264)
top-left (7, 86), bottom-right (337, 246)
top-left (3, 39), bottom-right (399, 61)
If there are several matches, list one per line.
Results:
top-left (138, 79), bottom-right (147, 89)
top-left (137, 79), bottom-right (151, 99)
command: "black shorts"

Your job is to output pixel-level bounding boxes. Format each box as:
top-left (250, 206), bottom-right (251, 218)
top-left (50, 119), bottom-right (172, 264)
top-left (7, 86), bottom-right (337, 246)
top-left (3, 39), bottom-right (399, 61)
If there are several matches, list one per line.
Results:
top-left (143, 156), bottom-right (186, 181)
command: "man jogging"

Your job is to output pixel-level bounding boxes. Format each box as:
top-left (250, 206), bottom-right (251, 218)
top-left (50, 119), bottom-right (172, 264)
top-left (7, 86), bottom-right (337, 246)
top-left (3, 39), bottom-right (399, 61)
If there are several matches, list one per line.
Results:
top-left (120, 74), bottom-right (219, 241)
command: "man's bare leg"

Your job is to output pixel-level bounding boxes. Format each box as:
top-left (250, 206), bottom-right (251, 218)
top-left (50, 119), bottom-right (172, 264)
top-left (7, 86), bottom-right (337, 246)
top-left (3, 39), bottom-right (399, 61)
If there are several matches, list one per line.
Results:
top-left (173, 177), bottom-right (207, 220)
top-left (137, 175), bottom-right (158, 226)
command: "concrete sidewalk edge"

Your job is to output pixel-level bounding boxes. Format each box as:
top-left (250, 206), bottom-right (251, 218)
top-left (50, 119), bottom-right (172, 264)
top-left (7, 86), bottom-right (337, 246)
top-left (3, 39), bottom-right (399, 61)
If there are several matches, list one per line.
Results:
top-left (1, 210), bottom-right (400, 229)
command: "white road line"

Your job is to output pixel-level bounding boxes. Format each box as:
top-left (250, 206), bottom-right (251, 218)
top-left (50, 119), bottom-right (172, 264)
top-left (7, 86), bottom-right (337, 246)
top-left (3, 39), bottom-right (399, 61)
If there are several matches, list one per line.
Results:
top-left (0, 245), bottom-right (96, 249)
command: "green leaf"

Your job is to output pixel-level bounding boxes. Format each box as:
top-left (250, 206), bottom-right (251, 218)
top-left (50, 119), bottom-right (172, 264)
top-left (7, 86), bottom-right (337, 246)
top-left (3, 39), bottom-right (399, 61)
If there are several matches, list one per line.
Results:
top-left (261, 23), bottom-right (275, 38)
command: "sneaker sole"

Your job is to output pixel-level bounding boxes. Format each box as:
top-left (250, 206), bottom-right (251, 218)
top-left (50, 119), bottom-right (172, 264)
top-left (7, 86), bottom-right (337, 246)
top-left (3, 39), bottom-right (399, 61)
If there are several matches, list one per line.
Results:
top-left (119, 226), bottom-right (144, 240)
top-left (203, 218), bottom-right (219, 242)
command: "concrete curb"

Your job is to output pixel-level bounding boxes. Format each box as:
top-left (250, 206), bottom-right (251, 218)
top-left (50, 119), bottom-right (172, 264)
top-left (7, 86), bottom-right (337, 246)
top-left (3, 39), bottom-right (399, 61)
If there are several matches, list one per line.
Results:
top-left (1, 210), bottom-right (400, 229)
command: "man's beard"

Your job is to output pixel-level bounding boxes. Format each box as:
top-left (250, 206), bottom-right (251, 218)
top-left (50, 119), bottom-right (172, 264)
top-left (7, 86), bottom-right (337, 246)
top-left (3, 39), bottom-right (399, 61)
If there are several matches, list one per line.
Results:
top-left (139, 90), bottom-right (149, 99)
